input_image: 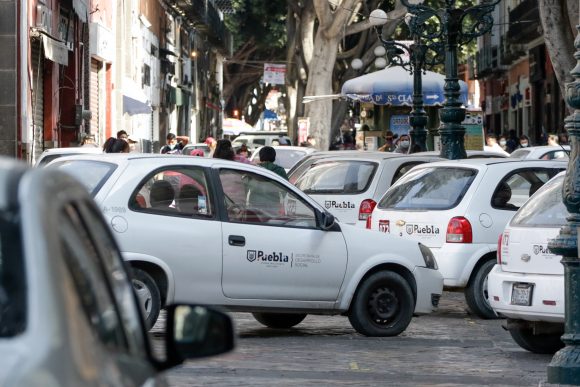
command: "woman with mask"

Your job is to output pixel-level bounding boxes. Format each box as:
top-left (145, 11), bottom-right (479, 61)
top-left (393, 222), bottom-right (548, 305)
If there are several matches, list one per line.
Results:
top-left (517, 135), bottom-right (531, 149)
top-left (160, 133), bottom-right (189, 154)
top-left (498, 135), bottom-right (508, 153)
top-left (394, 134), bottom-right (411, 154)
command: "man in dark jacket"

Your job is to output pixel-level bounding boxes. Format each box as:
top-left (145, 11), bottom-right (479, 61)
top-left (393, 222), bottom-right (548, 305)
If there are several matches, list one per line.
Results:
top-left (258, 146), bottom-right (288, 180)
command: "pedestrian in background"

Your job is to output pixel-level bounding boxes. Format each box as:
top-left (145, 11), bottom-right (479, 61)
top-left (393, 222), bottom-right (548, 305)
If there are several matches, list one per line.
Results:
top-left (484, 134), bottom-right (509, 156)
top-left (394, 134), bottom-right (411, 154)
top-left (498, 134), bottom-right (508, 153)
top-left (160, 133), bottom-right (189, 154)
top-left (559, 132), bottom-right (569, 145)
top-left (517, 135), bottom-right (531, 149)
top-left (506, 130), bottom-right (518, 153)
top-left (81, 134), bottom-right (98, 148)
top-left (205, 137), bottom-right (217, 157)
top-left (548, 133), bottom-right (559, 147)
top-left (378, 131), bottom-right (395, 152)
top-left (103, 137), bottom-right (129, 153)
top-left (258, 146), bottom-right (288, 180)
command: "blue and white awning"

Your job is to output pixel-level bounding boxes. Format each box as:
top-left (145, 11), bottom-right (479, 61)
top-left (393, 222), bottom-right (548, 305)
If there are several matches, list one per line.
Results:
top-left (341, 66), bottom-right (468, 107)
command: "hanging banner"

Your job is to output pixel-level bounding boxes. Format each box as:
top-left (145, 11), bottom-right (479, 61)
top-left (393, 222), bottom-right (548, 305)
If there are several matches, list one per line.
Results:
top-left (390, 114), bottom-right (410, 137)
top-left (264, 63), bottom-right (286, 85)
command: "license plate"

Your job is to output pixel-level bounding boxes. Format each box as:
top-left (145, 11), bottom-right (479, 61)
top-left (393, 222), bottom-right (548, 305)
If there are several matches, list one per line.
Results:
top-left (511, 283), bottom-right (533, 306)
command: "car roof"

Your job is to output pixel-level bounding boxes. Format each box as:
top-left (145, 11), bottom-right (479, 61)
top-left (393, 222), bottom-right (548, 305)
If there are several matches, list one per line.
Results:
top-left (411, 157), bottom-right (568, 168)
top-left (307, 151), bottom-right (442, 162)
top-left (39, 147), bottom-right (103, 155)
top-left (415, 150), bottom-right (508, 158)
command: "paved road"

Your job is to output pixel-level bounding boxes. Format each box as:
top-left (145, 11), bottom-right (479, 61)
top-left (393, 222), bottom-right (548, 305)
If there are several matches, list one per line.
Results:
top-left (159, 292), bottom-right (553, 386)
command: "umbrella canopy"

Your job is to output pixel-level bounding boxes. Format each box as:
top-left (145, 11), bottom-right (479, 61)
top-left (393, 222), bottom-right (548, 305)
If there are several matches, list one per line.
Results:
top-left (341, 66), bottom-right (468, 106)
top-left (223, 118), bottom-right (255, 136)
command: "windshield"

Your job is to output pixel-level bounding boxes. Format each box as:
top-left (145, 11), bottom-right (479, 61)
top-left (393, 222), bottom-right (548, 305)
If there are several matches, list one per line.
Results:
top-left (295, 160), bottom-right (377, 194)
top-left (378, 167), bottom-right (478, 210)
top-left (50, 160), bottom-right (117, 196)
top-left (511, 175), bottom-right (568, 227)
top-left (0, 212), bottom-right (26, 337)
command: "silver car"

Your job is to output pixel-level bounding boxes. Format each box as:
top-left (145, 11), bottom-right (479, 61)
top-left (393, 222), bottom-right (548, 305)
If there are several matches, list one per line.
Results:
top-left (0, 158), bottom-right (234, 386)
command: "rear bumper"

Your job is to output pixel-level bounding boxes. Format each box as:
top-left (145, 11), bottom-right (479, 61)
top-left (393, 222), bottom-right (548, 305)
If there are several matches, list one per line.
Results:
top-left (413, 266), bottom-right (444, 314)
top-left (430, 244), bottom-right (492, 288)
top-left (488, 265), bottom-right (564, 323)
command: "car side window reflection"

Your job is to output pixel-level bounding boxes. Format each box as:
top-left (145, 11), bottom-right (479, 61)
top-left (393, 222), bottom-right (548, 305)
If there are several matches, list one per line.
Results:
top-left (392, 162), bottom-right (423, 185)
top-left (129, 167), bottom-right (213, 218)
top-left (219, 169), bottom-right (317, 229)
top-left (491, 169), bottom-right (560, 211)
top-left (59, 203), bottom-right (129, 351)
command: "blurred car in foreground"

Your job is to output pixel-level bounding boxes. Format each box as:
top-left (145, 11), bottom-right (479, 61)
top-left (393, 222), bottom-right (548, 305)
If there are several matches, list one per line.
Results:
top-left (489, 172), bottom-right (567, 354)
top-left (293, 152), bottom-right (443, 227)
top-left (510, 145), bottom-right (570, 160)
top-left (35, 146), bottom-right (103, 167)
top-left (49, 153), bottom-right (443, 337)
top-left (249, 145), bottom-right (316, 171)
top-left (0, 158), bottom-right (234, 386)
top-left (368, 159), bottom-right (565, 319)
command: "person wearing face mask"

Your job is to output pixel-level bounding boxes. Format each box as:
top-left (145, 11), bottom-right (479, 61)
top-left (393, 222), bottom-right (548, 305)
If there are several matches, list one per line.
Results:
top-left (498, 135), bottom-right (508, 152)
top-left (160, 133), bottom-right (189, 154)
top-left (517, 135), bottom-right (531, 149)
top-left (394, 134), bottom-right (411, 154)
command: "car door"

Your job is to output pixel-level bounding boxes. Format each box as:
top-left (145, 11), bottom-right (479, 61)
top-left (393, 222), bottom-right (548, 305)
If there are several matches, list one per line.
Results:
top-left (57, 201), bottom-right (162, 386)
top-left (217, 167), bottom-right (348, 302)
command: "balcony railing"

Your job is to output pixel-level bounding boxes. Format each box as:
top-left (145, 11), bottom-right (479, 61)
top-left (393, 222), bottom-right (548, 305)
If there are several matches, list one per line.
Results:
top-left (507, 0), bottom-right (541, 44)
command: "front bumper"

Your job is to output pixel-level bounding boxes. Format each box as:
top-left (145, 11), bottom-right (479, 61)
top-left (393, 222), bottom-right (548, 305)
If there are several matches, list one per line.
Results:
top-left (413, 266), bottom-right (444, 315)
top-left (488, 265), bottom-right (564, 323)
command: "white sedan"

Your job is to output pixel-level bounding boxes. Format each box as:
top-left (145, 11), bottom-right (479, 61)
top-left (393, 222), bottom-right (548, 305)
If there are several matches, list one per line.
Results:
top-left (510, 145), bottom-right (570, 160)
top-left (291, 152), bottom-right (443, 227)
top-left (368, 158), bottom-right (566, 319)
top-left (49, 153), bottom-right (443, 337)
top-left (489, 172), bottom-right (567, 354)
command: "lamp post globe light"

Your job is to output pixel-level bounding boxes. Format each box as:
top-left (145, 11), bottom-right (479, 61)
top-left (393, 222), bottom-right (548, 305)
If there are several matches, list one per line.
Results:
top-left (547, 15), bottom-right (580, 384)
top-left (401, 0), bottom-right (500, 159)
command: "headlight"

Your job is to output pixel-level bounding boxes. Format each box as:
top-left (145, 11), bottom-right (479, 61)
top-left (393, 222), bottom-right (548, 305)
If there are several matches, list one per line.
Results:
top-left (418, 243), bottom-right (438, 270)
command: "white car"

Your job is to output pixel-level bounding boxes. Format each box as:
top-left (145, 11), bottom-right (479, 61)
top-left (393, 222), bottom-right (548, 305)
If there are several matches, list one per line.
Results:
top-left (292, 152), bottom-right (443, 227)
top-left (0, 157), bottom-right (234, 386)
top-left (35, 146), bottom-right (103, 167)
top-left (49, 153), bottom-right (443, 337)
top-left (249, 146), bottom-right (316, 172)
top-left (489, 172), bottom-right (567, 354)
top-left (510, 145), bottom-right (570, 160)
top-left (368, 159), bottom-right (566, 319)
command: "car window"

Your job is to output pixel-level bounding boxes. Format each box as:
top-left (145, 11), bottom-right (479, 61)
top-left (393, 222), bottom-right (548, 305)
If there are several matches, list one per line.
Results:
top-left (540, 150), bottom-right (569, 160)
top-left (391, 162), bottom-right (424, 185)
top-left (510, 149), bottom-right (530, 159)
top-left (37, 153), bottom-right (64, 166)
top-left (74, 200), bottom-right (147, 353)
top-left (0, 212), bottom-right (26, 337)
top-left (219, 169), bottom-right (317, 229)
top-left (511, 175), bottom-right (568, 227)
top-left (253, 139), bottom-right (266, 146)
top-left (288, 156), bottom-right (319, 184)
top-left (271, 149), bottom-right (307, 170)
top-left (59, 203), bottom-right (129, 350)
top-left (295, 161), bottom-right (377, 194)
top-left (491, 168), bottom-right (559, 210)
top-left (378, 167), bottom-right (477, 210)
top-left (50, 160), bottom-right (117, 196)
top-left (129, 167), bottom-right (213, 218)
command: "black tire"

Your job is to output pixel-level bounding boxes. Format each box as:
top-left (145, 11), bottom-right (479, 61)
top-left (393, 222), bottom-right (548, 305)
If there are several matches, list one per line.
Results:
top-left (464, 259), bottom-right (498, 319)
top-left (348, 271), bottom-right (414, 337)
top-left (252, 313), bottom-right (307, 329)
top-left (131, 268), bottom-right (161, 330)
top-left (508, 325), bottom-right (564, 354)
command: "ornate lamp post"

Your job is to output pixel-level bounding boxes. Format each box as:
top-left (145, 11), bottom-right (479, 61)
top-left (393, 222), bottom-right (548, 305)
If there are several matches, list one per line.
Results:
top-left (369, 15), bottom-right (443, 153)
top-left (547, 20), bottom-right (580, 385)
top-left (401, 0), bottom-right (499, 159)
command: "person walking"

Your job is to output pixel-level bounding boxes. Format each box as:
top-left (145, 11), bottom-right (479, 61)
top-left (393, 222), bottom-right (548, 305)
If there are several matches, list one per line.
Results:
top-left (257, 146), bottom-right (288, 180)
top-left (160, 133), bottom-right (189, 154)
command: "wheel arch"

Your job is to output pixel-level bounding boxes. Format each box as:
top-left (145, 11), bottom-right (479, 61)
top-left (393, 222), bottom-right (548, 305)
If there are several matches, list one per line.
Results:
top-left (342, 263), bottom-right (417, 313)
top-left (125, 255), bottom-right (174, 307)
top-left (466, 251), bottom-right (497, 287)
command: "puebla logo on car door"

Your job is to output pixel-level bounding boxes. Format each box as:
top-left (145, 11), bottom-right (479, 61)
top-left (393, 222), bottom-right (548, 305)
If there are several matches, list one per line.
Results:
top-left (247, 250), bottom-right (257, 262)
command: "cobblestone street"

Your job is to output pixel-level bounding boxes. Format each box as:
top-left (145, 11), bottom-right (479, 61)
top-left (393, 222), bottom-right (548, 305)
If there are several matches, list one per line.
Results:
top-left (155, 292), bottom-right (553, 386)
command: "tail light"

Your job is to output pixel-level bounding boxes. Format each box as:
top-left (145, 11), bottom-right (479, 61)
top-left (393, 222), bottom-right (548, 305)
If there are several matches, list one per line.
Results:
top-left (358, 199), bottom-right (376, 221)
top-left (366, 215), bottom-right (372, 229)
top-left (446, 217), bottom-right (472, 243)
top-left (497, 233), bottom-right (503, 265)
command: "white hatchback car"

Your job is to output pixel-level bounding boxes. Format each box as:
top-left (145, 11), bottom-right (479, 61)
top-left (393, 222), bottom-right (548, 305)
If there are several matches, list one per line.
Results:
top-left (368, 159), bottom-right (566, 319)
top-left (489, 172), bottom-right (567, 354)
top-left (510, 145), bottom-right (570, 160)
top-left (35, 146), bottom-right (103, 167)
top-left (292, 152), bottom-right (443, 227)
top-left (49, 154), bottom-right (443, 337)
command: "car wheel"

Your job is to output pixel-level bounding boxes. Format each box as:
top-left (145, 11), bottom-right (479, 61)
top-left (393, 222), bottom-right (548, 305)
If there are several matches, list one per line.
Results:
top-left (508, 325), bottom-right (564, 354)
top-left (464, 259), bottom-right (498, 319)
top-left (252, 313), bottom-right (307, 329)
top-left (348, 271), bottom-right (414, 337)
top-left (131, 268), bottom-right (161, 330)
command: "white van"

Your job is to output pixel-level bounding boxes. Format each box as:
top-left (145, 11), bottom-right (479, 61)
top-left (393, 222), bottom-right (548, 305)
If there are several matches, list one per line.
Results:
top-left (232, 131), bottom-right (292, 151)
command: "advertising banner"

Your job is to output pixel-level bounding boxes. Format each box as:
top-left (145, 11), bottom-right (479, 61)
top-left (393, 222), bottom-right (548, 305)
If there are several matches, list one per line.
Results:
top-left (264, 64), bottom-right (286, 85)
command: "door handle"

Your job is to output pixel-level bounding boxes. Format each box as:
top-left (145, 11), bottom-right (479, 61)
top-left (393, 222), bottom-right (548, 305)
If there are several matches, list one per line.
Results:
top-left (228, 235), bottom-right (246, 246)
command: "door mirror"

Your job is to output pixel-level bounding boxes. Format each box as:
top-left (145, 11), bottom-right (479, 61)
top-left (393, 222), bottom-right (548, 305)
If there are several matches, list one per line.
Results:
top-left (320, 211), bottom-right (337, 230)
top-left (163, 304), bottom-right (235, 368)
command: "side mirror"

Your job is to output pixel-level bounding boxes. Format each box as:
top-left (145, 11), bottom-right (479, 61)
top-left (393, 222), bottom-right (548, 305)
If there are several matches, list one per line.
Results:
top-left (163, 304), bottom-right (235, 368)
top-left (320, 211), bottom-right (337, 230)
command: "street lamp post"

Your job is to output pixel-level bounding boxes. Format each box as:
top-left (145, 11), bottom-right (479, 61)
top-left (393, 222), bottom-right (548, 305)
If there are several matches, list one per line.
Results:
top-left (401, 0), bottom-right (499, 159)
top-left (547, 20), bottom-right (580, 385)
